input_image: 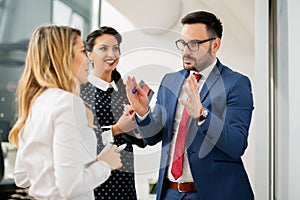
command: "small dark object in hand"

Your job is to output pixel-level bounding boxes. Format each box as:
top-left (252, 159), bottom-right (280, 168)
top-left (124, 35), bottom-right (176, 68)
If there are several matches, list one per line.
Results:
top-left (132, 87), bottom-right (137, 94)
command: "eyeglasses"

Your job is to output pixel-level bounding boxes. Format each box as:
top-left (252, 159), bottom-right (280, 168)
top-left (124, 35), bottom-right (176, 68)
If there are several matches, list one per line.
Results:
top-left (175, 38), bottom-right (216, 51)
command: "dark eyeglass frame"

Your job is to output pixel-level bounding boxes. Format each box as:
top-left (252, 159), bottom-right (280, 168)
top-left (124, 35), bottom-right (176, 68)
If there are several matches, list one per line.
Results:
top-left (175, 38), bottom-right (216, 51)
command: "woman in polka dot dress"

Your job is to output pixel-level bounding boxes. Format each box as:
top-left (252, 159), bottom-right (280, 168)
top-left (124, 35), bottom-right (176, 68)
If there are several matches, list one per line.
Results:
top-left (81, 26), bottom-right (146, 200)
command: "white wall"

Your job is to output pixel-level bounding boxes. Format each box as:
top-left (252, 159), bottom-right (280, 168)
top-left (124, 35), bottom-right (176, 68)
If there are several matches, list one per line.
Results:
top-left (287, 0), bottom-right (300, 199)
top-left (276, 0), bottom-right (289, 199)
top-left (253, 0), bottom-right (269, 199)
top-left (257, 0), bottom-right (300, 199)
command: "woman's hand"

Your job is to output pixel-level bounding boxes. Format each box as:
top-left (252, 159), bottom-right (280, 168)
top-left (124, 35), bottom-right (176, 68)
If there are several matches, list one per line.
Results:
top-left (112, 111), bottom-right (136, 136)
top-left (97, 145), bottom-right (122, 170)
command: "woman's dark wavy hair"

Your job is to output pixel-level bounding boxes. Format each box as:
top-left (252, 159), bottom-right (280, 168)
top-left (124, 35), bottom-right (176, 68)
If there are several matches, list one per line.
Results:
top-left (85, 26), bottom-right (126, 96)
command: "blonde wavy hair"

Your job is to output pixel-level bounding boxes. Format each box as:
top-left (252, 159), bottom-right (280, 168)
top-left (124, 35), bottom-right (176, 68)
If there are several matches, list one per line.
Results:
top-left (9, 25), bottom-right (93, 147)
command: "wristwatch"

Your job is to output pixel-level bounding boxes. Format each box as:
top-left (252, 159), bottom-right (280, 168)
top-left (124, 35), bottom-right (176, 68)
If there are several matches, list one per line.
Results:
top-left (199, 107), bottom-right (209, 121)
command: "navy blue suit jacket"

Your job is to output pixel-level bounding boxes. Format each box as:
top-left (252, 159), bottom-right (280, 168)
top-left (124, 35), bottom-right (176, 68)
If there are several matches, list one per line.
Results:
top-left (136, 59), bottom-right (254, 200)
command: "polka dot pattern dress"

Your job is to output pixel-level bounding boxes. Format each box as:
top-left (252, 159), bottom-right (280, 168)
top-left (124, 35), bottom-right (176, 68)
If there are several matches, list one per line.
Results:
top-left (81, 81), bottom-right (137, 200)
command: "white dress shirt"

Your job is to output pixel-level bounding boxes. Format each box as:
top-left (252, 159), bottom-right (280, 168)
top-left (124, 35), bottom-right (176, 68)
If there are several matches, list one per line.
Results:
top-left (14, 88), bottom-right (111, 200)
top-left (166, 61), bottom-right (216, 182)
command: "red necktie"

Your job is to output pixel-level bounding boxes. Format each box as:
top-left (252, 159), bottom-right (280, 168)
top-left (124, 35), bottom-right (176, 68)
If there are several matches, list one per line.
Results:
top-left (171, 73), bottom-right (201, 180)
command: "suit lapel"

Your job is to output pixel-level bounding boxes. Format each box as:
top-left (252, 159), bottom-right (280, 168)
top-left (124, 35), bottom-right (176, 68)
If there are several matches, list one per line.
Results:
top-left (200, 62), bottom-right (223, 102)
top-left (166, 70), bottom-right (189, 97)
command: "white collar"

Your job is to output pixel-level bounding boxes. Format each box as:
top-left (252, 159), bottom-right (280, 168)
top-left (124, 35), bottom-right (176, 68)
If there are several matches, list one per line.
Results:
top-left (88, 74), bottom-right (118, 92)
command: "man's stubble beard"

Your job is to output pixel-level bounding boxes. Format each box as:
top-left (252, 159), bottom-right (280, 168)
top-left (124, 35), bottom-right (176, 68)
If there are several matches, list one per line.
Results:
top-left (182, 44), bottom-right (214, 72)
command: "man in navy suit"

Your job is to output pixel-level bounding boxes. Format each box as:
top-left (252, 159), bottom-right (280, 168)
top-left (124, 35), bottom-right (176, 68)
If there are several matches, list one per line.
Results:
top-left (126, 10), bottom-right (254, 200)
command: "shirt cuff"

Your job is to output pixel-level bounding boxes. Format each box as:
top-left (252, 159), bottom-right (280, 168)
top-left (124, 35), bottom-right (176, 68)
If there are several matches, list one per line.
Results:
top-left (97, 160), bottom-right (111, 171)
top-left (101, 126), bottom-right (114, 145)
top-left (197, 119), bottom-right (205, 126)
top-left (135, 107), bottom-right (151, 120)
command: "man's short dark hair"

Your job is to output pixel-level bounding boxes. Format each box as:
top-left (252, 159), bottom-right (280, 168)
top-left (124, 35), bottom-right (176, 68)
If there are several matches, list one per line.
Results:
top-left (181, 11), bottom-right (223, 39)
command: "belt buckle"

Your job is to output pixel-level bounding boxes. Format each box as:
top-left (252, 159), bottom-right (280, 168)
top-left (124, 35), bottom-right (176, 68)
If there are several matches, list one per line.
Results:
top-left (177, 181), bottom-right (185, 192)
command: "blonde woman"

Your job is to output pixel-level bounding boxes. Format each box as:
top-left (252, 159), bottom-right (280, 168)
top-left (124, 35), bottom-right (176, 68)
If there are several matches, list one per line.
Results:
top-left (9, 25), bottom-right (122, 200)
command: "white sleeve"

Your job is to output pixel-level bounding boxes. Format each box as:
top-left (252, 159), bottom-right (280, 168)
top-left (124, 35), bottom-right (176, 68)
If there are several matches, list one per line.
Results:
top-left (100, 126), bottom-right (114, 145)
top-left (14, 148), bottom-right (31, 188)
top-left (52, 94), bottom-right (111, 198)
top-left (136, 108), bottom-right (151, 120)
